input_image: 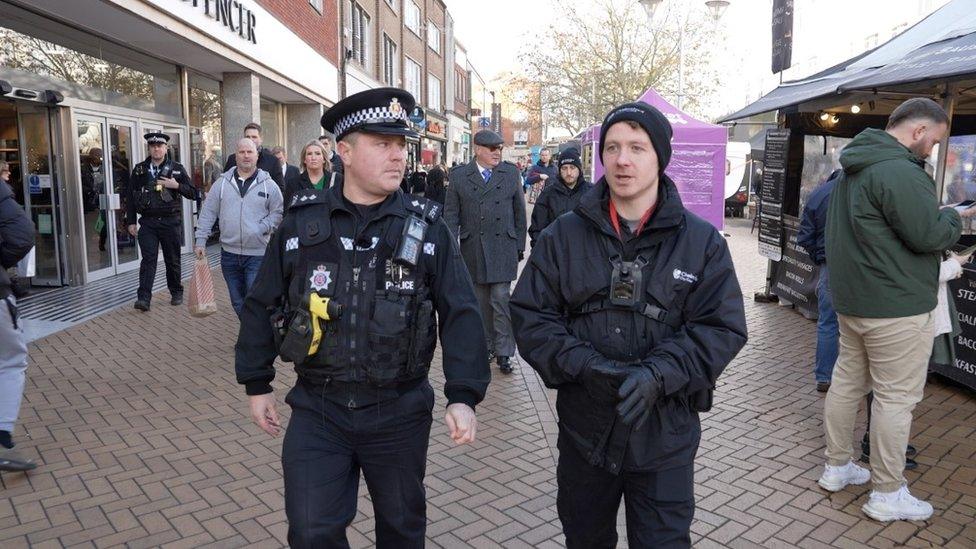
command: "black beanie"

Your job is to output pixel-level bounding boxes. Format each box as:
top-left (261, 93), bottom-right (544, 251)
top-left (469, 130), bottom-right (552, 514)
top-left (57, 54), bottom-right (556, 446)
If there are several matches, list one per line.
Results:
top-left (558, 148), bottom-right (583, 172)
top-left (598, 102), bottom-right (673, 176)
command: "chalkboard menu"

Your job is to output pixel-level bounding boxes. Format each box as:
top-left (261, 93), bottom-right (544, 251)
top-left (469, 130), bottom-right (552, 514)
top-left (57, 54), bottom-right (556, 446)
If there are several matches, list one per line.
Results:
top-left (771, 215), bottom-right (820, 318)
top-left (759, 129), bottom-right (789, 261)
top-left (936, 269), bottom-right (976, 390)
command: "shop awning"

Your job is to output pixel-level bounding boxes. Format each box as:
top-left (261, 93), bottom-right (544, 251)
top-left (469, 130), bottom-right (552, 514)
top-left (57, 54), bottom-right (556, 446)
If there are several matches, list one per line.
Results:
top-left (719, 0), bottom-right (976, 122)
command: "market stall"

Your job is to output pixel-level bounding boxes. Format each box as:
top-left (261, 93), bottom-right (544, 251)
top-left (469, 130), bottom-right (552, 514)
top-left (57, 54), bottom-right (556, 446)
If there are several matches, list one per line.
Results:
top-left (580, 88), bottom-right (728, 229)
top-left (719, 0), bottom-right (976, 387)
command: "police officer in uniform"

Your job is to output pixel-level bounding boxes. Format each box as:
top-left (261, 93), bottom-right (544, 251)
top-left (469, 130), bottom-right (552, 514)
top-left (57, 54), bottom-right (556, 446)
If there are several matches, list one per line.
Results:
top-left (127, 132), bottom-right (196, 311)
top-left (511, 102), bottom-right (748, 547)
top-left (235, 88), bottom-right (490, 548)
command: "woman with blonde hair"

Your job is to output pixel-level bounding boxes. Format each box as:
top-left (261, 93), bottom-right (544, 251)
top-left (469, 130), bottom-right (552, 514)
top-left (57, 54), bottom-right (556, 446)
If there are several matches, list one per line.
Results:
top-left (283, 140), bottom-right (333, 206)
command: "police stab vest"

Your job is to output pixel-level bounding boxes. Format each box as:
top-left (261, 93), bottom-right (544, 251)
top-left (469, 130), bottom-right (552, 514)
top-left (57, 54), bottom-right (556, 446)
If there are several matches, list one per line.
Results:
top-left (286, 191), bottom-right (440, 387)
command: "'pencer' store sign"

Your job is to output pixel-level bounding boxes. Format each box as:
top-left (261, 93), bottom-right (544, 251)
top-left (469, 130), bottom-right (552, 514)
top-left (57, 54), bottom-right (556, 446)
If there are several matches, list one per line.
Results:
top-left (181, 0), bottom-right (258, 44)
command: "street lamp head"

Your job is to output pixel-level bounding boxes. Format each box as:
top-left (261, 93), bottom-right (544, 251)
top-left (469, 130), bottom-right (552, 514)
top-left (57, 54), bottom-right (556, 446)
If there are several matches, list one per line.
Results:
top-left (705, 0), bottom-right (730, 21)
top-left (638, 0), bottom-right (663, 22)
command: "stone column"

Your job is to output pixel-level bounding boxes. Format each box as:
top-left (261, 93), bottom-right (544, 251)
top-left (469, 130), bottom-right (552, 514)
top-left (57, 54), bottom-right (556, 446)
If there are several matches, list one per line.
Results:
top-left (221, 72), bottom-right (260, 159)
top-left (285, 103), bottom-right (324, 165)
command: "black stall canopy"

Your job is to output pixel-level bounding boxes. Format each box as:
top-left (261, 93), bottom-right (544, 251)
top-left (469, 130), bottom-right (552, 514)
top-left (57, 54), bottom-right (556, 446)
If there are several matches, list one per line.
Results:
top-left (721, 0), bottom-right (976, 390)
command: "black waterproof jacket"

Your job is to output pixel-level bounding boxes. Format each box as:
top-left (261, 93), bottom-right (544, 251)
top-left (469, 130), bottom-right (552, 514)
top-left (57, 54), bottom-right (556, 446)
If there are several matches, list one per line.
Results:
top-left (528, 175), bottom-right (592, 248)
top-left (0, 183), bottom-right (34, 297)
top-left (511, 176), bottom-right (747, 473)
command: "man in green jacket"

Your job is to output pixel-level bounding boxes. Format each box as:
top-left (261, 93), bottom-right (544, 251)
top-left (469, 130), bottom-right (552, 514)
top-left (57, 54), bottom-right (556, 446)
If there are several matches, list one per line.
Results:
top-left (819, 98), bottom-right (976, 521)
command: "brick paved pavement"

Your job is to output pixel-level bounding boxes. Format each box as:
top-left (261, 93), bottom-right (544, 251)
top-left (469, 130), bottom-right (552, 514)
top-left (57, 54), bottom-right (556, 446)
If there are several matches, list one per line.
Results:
top-left (2, 218), bottom-right (976, 548)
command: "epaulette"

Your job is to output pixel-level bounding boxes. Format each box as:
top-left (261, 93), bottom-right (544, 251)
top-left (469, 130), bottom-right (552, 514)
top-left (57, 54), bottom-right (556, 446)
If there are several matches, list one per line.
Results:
top-left (288, 189), bottom-right (327, 209)
top-left (133, 164), bottom-right (146, 176)
top-left (404, 195), bottom-right (443, 224)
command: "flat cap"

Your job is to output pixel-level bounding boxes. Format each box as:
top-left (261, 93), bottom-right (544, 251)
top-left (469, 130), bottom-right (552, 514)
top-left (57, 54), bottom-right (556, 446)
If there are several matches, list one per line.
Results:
top-left (473, 130), bottom-right (504, 146)
top-left (321, 87), bottom-right (418, 141)
top-left (144, 132), bottom-right (170, 145)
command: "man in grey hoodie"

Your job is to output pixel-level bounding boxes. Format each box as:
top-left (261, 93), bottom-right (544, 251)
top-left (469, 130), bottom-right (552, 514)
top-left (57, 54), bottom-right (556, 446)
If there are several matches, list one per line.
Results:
top-left (195, 138), bottom-right (283, 317)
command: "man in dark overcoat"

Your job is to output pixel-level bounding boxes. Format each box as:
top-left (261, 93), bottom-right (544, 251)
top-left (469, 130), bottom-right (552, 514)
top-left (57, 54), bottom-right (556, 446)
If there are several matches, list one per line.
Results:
top-left (445, 130), bottom-right (527, 374)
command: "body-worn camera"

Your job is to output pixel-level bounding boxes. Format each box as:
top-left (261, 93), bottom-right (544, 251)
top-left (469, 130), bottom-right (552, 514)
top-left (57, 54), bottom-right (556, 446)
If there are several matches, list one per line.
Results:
top-left (609, 257), bottom-right (648, 308)
top-left (395, 215), bottom-right (428, 266)
top-left (154, 160), bottom-right (175, 201)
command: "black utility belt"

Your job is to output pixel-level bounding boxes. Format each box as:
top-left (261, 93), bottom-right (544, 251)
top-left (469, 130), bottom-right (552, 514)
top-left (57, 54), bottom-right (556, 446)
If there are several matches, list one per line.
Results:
top-left (297, 374), bottom-right (426, 394)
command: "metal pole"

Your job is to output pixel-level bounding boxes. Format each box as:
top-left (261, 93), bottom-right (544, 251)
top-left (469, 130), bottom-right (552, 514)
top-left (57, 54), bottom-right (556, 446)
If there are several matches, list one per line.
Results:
top-left (934, 82), bottom-right (956, 202)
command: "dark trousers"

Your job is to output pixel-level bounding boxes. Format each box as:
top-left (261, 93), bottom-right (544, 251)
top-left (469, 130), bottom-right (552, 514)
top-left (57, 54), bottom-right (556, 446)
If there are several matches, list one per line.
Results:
top-left (137, 216), bottom-right (183, 302)
top-left (556, 434), bottom-right (694, 549)
top-left (473, 282), bottom-right (515, 357)
top-left (282, 381), bottom-right (434, 549)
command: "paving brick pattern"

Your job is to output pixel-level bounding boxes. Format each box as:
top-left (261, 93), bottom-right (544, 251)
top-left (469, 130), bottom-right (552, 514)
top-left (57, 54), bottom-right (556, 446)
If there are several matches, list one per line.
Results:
top-left (2, 218), bottom-right (975, 548)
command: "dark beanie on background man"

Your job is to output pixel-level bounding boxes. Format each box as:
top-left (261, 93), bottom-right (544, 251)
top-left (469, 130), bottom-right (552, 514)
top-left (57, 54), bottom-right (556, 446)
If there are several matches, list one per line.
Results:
top-left (598, 102), bottom-right (673, 176)
top-left (558, 148), bottom-right (583, 172)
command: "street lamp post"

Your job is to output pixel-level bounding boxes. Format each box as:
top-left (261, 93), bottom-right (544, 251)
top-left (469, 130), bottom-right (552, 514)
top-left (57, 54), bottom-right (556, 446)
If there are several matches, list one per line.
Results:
top-left (638, 0), bottom-right (730, 110)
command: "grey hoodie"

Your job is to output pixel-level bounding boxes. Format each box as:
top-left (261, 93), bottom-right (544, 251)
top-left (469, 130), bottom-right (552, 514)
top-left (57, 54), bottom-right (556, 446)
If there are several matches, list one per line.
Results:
top-left (195, 168), bottom-right (283, 256)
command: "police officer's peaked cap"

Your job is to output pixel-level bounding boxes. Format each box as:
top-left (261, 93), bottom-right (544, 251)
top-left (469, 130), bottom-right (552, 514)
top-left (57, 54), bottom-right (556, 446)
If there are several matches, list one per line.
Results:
top-left (473, 130), bottom-right (504, 147)
top-left (144, 132), bottom-right (170, 145)
top-left (321, 87), bottom-right (418, 141)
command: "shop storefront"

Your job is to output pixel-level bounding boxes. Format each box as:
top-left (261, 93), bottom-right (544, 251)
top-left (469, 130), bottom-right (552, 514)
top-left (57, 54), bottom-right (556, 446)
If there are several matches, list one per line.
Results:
top-left (0, 0), bottom-right (338, 287)
top-left (422, 116), bottom-right (448, 167)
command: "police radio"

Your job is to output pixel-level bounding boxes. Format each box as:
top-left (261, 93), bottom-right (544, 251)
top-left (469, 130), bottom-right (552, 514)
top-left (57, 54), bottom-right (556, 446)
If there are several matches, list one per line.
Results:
top-left (155, 160), bottom-right (176, 202)
top-left (394, 215), bottom-right (428, 266)
top-left (609, 256), bottom-right (648, 308)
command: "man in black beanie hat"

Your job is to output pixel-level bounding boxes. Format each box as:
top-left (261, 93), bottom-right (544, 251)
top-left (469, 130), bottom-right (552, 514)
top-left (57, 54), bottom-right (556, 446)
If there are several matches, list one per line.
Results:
top-left (528, 148), bottom-right (592, 248)
top-left (511, 101), bottom-right (748, 547)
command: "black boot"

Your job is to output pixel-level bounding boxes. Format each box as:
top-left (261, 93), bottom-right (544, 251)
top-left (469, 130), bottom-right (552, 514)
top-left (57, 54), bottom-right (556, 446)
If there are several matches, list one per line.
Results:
top-left (860, 434), bottom-right (918, 470)
top-left (497, 356), bottom-right (513, 374)
top-left (170, 292), bottom-right (183, 306)
top-left (134, 300), bottom-right (150, 312)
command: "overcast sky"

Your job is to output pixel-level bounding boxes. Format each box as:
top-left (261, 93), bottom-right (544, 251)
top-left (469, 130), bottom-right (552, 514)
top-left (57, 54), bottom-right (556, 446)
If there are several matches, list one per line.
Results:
top-left (445, 0), bottom-right (952, 120)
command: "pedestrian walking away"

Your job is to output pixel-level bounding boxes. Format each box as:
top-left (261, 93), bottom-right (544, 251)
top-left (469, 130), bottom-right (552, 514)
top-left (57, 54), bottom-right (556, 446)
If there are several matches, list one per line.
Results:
top-left (224, 122), bottom-right (285, 190)
top-left (528, 147), bottom-right (592, 248)
top-left (0, 171), bottom-right (36, 472)
top-left (445, 129), bottom-right (527, 374)
top-left (820, 97), bottom-right (976, 522)
top-left (235, 87), bottom-right (490, 548)
top-left (127, 132), bottom-right (197, 312)
top-left (195, 138), bottom-right (283, 318)
top-left (511, 101), bottom-right (748, 547)
top-left (797, 168), bottom-right (841, 392)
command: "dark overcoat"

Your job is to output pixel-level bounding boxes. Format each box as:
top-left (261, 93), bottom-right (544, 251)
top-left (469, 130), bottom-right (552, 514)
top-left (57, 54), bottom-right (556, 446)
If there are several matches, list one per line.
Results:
top-left (445, 160), bottom-right (527, 283)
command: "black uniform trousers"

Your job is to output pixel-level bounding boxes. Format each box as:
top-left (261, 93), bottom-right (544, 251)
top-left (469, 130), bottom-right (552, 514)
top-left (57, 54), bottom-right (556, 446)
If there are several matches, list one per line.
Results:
top-left (282, 379), bottom-right (434, 549)
top-left (556, 433), bottom-right (695, 549)
top-left (136, 216), bottom-right (183, 302)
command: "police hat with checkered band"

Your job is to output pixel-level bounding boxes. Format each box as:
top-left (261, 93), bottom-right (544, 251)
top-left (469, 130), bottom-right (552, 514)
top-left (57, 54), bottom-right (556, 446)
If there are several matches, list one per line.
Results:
top-left (321, 87), bottom-right (418, 142)
top-left (144, 132), bottom-right (170, 145)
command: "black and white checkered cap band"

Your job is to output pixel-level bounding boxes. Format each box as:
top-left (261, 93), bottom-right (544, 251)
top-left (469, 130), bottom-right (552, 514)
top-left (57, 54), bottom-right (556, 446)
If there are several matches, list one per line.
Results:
top-left (147, 137), bottom-right (167, 144)
top-left (334, 106), bottom-right (408, 137)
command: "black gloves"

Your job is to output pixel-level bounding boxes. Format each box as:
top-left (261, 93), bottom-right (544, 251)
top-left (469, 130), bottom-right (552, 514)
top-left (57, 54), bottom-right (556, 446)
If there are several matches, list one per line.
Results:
top-left (580, 361), bottom-right (629, 403)
top-left (616, 367), bottom-right (663, 429)
top-left (518, 250), bottom-right (525, 261)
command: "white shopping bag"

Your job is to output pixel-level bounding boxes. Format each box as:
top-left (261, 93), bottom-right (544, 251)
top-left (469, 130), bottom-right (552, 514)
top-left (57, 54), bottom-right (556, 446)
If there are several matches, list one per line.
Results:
top-left (16, 247), bottom-right (35, 278)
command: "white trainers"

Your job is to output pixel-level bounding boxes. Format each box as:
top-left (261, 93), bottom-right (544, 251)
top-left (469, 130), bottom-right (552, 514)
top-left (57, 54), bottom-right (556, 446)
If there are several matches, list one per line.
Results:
top-left (862, 486), bottom-right (934, 521)
top-left (818, 461), bottom-right (871, 492)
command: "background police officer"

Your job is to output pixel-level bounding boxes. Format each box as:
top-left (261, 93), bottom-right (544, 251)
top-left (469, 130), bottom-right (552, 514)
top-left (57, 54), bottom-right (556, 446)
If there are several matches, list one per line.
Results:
top-left (511, 102), bottom-right (748, 547)
top-left (127, 133), bottom-right (196, 311)
top-left (235, 88), bottom-right (490, 548)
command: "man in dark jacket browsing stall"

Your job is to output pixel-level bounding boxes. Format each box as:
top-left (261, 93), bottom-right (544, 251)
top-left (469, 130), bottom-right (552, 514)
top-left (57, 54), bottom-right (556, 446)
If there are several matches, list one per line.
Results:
top-left (511, 102), bottom-right (748, 547)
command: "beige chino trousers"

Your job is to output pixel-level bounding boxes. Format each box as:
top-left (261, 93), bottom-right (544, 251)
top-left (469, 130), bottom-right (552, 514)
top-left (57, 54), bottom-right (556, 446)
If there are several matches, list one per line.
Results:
top-left (823, 311), bottom-right (933, 492)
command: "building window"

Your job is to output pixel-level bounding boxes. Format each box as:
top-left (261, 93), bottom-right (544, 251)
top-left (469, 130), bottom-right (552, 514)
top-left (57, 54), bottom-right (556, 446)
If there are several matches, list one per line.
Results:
top-left (428, 74), bottom-right (441, 111)
top-left (351, 2), bottom-right (370, 67)
top-left (405, 1), bottom-right (421, 36)
top-left (864, 33), bottom-right (879, 50)
top-left (309, 0), bottom-right (323, 14)
top-left (455, 68), bottom-right (467, 104)
top-left (383, 34), bottom-right (398, 86)
top-left (384, 0), bottom-right (397, 12)
top-left (188, 73), bottom-right (222, 193)
top-left (427, 22), bottom-right (440, 53)
top-left (260, 98), bottom-right (282, 149)
top-left (405, 58), bottom-right (422, 102)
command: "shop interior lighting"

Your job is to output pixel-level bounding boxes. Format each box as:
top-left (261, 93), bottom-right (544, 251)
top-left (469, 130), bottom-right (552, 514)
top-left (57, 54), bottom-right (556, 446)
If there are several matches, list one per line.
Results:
top-left (819, 112), bottom-right (829, 121)
top-left (830, 114), bottom-right (840, 124)
top-left (850, 104), bottom-right (861, 113)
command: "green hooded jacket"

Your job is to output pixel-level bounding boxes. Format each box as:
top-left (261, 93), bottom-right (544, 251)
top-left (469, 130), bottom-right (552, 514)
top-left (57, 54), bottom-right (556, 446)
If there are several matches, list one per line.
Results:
top-left (825, 128), bottom-right (961, 318)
